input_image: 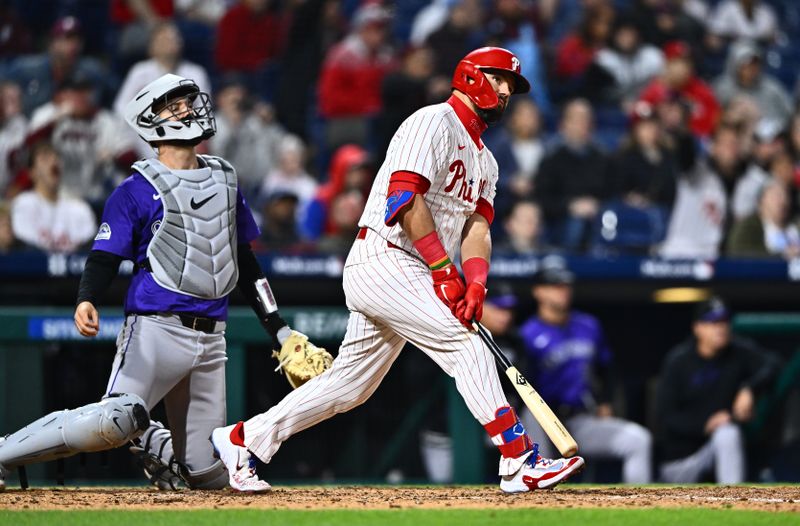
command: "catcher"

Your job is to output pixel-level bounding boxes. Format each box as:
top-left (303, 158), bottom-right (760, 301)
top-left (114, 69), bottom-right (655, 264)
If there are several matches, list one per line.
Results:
top-left (0, 74), bottom-right (331, 492)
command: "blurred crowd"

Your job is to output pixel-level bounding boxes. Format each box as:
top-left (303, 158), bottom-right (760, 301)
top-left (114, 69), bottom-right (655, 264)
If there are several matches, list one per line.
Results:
top-left (1, 0), bottom-right (800, 260)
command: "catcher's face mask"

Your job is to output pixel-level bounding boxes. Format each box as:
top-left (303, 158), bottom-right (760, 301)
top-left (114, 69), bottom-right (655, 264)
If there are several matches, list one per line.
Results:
top-left (125, 74), bottom-right (216, 144)
top-left (148, 89), bottom-right (216, 141)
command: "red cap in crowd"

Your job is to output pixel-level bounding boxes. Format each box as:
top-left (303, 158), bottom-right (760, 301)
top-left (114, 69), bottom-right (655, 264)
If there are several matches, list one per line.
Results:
top-left (663, 41), bottom-right (690, 61)
top-left (629, 101), bottom-right (658, 128)
top-left (50, 16), bottom-right (82, 38)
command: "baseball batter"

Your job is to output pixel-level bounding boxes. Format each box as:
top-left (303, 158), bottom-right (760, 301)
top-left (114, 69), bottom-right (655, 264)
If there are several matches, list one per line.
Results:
top-left (0, 74), bottom-right (321, 492)
top-left (210, 48), bottom-right (585, 493)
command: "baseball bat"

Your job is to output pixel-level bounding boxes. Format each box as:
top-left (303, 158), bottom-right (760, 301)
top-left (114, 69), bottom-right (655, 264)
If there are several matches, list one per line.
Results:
top-left (473, 321), bottom-right (579, 457)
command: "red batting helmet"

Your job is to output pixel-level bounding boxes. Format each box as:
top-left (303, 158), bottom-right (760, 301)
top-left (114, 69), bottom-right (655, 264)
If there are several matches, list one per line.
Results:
top-left (451, 47), bottom-right (531, 110)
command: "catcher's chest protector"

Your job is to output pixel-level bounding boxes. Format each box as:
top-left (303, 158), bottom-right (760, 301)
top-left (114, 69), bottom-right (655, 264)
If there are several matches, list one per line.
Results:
top-left (134, 155), bottom-right (239, 299)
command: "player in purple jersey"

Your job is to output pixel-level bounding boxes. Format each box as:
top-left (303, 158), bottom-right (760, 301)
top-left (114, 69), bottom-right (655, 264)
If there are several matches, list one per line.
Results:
top-left (0, 74), bottom-right (323, 493)
top-left (518, 263), bottom-right (653, 483)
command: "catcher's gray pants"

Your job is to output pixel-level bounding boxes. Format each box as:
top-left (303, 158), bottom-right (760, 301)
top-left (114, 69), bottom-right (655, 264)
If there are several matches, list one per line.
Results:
top-left (106, 314), bottom-right (227, 477)
top-left (659, 423), bottom-right (744, 484)
top-left (522, 411), bottom-right (653, 483)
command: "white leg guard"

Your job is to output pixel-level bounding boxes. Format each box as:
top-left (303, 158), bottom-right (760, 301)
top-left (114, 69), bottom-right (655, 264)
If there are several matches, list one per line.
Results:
top-left (0, 393), bottom-right (149, 470)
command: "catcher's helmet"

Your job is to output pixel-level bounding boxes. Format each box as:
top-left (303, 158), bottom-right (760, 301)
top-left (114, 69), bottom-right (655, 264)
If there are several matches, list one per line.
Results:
top-left (451, 47), bottom-right (531, 110)
top-left (124, 73), bottom-right (215, 144)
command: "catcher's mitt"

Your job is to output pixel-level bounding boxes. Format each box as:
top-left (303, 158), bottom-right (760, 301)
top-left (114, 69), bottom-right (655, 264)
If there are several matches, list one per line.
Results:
top-left (272, 330), bottom-right (333, 388)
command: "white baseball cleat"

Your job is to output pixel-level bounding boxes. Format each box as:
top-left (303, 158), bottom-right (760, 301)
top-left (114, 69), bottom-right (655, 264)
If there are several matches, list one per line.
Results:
top-left (210, 424), bottom-right (271, 493)
top-left (500, 447), bottom-right (585, 493)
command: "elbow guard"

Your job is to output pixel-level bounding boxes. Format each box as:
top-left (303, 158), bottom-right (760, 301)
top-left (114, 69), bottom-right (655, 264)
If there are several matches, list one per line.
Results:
top-left (385, 190), bottom-right (415, 226)
top-left (384, 171), bottom-right (431, 226)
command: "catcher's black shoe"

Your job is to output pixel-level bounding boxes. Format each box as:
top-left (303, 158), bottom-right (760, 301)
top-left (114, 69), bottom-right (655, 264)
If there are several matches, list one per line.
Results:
top-left (129, 441), bottom-right (183, 490)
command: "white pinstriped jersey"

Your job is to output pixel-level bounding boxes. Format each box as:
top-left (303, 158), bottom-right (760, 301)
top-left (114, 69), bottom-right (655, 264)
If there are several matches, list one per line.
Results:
top-left (242, 99), bottom-right (535, 479)
top-left (359, 102), bottom-right (499, 257)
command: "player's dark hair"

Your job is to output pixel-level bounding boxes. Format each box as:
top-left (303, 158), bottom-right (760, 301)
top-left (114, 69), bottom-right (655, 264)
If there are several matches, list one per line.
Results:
top-left (505, 199), bottom-right (541, 222)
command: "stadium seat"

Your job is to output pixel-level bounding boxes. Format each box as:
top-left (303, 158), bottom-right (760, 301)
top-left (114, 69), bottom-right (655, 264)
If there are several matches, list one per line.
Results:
top-left (591, 201), bottom-right (669, 255)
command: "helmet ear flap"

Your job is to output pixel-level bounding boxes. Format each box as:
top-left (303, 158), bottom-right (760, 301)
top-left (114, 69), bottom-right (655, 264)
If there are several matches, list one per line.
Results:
top-left (453, 61), bottom-right (499, 110)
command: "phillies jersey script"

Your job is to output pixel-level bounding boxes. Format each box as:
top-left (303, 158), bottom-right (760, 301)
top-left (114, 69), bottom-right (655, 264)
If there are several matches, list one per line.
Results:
top-left (360, 97), bottom-right (499, 257)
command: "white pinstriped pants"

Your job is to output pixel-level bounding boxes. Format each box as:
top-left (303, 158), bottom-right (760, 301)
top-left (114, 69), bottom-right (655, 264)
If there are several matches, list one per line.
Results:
top-left (243, 229), bottom-right (510, 466)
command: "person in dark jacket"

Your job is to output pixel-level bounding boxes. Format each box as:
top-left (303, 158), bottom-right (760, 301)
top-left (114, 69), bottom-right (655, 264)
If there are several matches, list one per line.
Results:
top-left (375, 46), bottom-right (436, 161)
top-left (655, 296), bottom-right (780, 483)
top-left (534, 99), bottom-right (612, 252)
top-left (614, 102), bottom-right (678, 210)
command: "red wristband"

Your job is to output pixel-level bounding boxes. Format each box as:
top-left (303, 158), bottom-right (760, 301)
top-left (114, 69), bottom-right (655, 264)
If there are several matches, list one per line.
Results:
top-left (462, 257), bottom-right (489, 285)
top-left (413, 231), bottom-right (450, 269)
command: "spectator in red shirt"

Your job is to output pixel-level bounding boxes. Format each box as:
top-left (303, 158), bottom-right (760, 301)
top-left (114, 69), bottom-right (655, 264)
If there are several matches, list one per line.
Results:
top-left (554, 3), bottom-right (614, 82)
top-left (318, 3), bottom-right (397, 150)
top-left (110, 0), bottom-right (175, 68)
top-left (301, 144), bottom-right (371, 241)
top-left (638, 41), bottom-right (720, 138)
top-left (111, 0), bottom-right (174, 25)
top-left (215, 0), bottom-right (286, 100)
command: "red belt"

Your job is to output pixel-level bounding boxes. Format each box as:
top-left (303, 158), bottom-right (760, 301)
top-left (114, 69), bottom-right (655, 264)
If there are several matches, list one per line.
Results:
top-left (357, 227), bottom-right (401, 249)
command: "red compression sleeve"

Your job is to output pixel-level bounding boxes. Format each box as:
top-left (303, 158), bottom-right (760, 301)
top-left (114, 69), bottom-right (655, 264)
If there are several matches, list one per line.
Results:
top-left (388, 170), bottom-right (431, 194)
top-left (462, 257), bottom-right (489, 285)
top-left (475, 198), bottom-right (495, 224)
top-left (385, 172), bottom-right (431, 227)
top-left (413, 231), bottom-right (450, 270)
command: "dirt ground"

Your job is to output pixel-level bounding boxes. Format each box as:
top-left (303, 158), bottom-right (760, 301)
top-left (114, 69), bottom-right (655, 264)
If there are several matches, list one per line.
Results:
top-left (1, 486), bottom-right (799, 512)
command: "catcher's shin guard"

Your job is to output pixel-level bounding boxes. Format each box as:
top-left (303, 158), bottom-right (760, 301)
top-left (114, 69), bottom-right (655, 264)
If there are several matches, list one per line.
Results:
top-left (182, 459), bottom-right (228, 489)
top-left (0, 393), bottom-right (149, 470)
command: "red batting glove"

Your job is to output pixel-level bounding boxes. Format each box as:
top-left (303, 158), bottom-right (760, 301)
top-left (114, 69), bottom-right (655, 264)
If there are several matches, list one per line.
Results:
top-left (459, 257), bottom-right (489, 327)
top-left (431, 263), bottom-right (466, 311)
top-left (457, 282), bottom-right (487, 325)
